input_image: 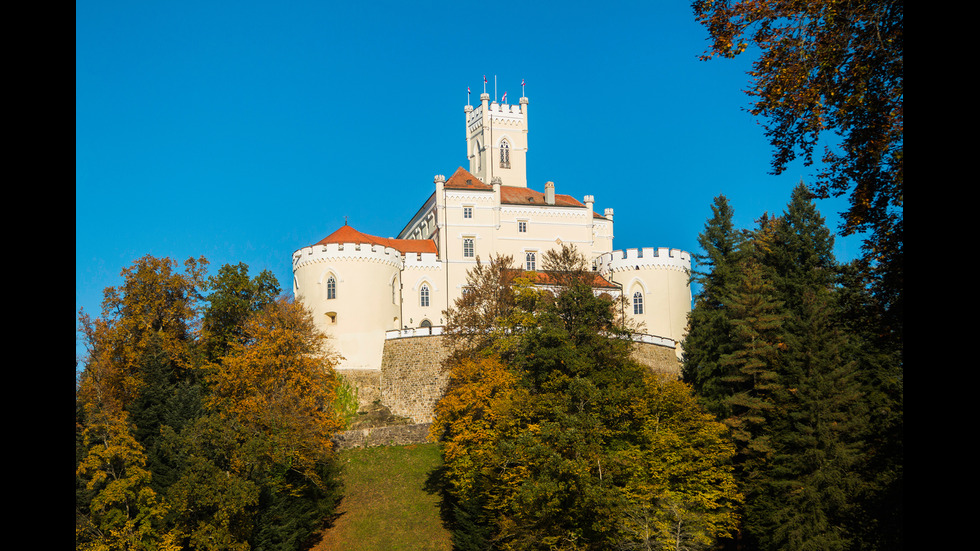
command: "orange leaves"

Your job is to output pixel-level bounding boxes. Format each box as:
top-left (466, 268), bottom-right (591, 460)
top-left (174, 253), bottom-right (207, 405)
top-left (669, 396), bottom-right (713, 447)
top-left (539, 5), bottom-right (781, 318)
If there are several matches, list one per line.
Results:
top-left (206, 298), bottom-right (342, 487)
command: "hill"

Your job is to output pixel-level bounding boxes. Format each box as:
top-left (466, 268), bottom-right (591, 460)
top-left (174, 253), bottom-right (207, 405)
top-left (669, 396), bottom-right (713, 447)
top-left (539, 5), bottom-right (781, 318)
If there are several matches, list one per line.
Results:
top-left (312, 443), bottom-right (452, 551)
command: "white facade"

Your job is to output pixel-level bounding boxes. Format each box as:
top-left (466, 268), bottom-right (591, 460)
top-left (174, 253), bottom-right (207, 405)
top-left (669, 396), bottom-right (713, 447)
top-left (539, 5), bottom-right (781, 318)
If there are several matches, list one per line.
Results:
top-left (292, 94), bottom-right (691, 371)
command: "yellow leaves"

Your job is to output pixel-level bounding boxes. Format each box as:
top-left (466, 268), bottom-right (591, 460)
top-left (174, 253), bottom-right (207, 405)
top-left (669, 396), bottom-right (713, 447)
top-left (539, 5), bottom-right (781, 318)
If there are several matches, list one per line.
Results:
top-left (206, 298), bottom-right (342, 485)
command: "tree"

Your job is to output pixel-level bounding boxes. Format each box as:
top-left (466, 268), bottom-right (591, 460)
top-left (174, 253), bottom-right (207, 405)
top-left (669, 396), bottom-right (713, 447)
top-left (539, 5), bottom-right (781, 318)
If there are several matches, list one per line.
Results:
top-left (77, 255), bottom-right (207, 414)
top-left (683, 195), bottom-right (746, 417)
top-left (76, 256), bottom-right (206, 550)
top-left (693, 0), bottom-right (902, 246)
top-left (205, 297), bottom-right (343, 502)
top-left (200, 262), bottom-right (281, 363)
top-left (433, 245), bottom-right (741, 551)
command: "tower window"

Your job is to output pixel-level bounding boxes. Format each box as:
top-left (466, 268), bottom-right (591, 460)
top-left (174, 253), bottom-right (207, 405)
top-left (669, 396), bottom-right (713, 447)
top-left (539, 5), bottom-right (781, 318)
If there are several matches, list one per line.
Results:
top-left (633, 291), bottom-right (644, 315)
top-left (500, 140), bottom-right (510, 168)
top-left (518, 220), bottom-right (527, 233)
top-left (327, 276), bottom-right (337, 300)
top-left (463, 206), bottom-right (473, 219)
top-left (420, 284), bottom-right (430, 307)
top-left (525, 251), bottom-right (536, 271)
top-left (463, 238), bottom-right (474, 258)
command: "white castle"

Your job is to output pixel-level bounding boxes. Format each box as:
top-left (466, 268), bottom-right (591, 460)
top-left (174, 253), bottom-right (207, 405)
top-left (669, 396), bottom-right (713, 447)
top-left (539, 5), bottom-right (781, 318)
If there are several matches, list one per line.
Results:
top-left (292, 91), bottom-right (691, 374)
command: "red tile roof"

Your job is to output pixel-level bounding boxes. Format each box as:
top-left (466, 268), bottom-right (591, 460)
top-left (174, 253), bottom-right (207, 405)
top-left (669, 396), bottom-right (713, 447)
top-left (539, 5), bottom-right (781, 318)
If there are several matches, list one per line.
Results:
top-left (314, 224), bottom-right (438, 254)
top-left (444, 167), bottom-right (492, 190)
top-left (499, 186), bottom-right (585, 208)
top-left (502, 268), bottom-right (620, 289)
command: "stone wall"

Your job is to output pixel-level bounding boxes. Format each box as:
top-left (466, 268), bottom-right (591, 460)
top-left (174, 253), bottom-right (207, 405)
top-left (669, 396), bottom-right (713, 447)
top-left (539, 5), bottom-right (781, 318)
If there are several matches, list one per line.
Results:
top-left (360, 334), bottom-right (680, 435)
top-left (631, 341), bottom-right (682, 377)
top-left (335, 368), bottom-right (382, 409)
top-left (332, 423), bottom-right (432, 450)
top-left (380, 335), bottom-right (451, 423)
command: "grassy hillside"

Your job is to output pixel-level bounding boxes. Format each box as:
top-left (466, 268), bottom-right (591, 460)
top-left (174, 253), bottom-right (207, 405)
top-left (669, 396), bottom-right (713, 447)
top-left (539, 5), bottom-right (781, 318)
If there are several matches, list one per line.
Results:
top-left (311, 443), bottom-right (452, 551)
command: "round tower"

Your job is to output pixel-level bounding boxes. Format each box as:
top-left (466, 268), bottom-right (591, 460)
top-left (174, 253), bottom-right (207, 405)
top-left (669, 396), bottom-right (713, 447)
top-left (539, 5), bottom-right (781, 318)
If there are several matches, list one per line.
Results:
top-left (595, 247), bottom-right (692, 358)
top-left (292, 225), bottom-right (404, 371)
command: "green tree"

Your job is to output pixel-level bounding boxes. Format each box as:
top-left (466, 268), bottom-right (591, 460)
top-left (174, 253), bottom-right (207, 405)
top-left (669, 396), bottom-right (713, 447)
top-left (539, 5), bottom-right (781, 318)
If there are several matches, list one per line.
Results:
top-left (683, 195), bottom-right (746, 417)
top-left (200, 262), bottom-right (281, 363)
top-left (433, 245), bottom-right (741, 551)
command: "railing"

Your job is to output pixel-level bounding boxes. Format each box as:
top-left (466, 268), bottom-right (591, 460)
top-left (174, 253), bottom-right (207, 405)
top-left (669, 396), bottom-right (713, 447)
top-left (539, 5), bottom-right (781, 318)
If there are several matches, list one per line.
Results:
top-left (385, 326), bottom-right (446, 339)
top-left (384, 325), bottom-right (674, 348)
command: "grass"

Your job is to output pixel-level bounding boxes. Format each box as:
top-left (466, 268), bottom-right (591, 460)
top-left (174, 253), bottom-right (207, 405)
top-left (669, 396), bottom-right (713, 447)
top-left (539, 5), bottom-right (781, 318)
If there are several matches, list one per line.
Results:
top-left (311, 443), bottom-right (452, 551)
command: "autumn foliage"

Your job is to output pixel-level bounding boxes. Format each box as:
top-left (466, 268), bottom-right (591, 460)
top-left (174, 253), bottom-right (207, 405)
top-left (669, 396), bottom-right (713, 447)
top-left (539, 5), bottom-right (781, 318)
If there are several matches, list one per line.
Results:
top-left (76, 256), bottom-right (344, 550)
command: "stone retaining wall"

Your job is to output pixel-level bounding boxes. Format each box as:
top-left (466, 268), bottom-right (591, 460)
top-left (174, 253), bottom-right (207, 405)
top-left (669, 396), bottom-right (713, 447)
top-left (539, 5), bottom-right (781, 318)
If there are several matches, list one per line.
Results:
top-left (380, 335), bottom-right (451, 423)
top-left (331, 423), bottom-right (433, 450)
top-left (335, 368), bottom-right (382, 409)
top-left (631, 341), bottom-right (682, 377)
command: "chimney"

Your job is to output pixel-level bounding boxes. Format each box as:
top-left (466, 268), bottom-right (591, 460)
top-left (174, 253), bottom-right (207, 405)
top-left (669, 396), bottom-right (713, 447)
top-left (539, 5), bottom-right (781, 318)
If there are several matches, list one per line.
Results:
top-left (545, 181), bottom-right (555, 205)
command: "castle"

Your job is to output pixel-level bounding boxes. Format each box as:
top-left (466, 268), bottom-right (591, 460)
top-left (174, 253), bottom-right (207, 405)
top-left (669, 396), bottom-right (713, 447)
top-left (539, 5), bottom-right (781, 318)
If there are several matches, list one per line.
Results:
top-left (292, 90), bottom-right (691, 420)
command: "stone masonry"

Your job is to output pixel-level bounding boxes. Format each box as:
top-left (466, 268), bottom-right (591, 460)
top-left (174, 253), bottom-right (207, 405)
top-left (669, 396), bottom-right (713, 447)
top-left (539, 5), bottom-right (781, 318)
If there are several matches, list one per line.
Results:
top-left (380, 334), bottom-right (452, 424)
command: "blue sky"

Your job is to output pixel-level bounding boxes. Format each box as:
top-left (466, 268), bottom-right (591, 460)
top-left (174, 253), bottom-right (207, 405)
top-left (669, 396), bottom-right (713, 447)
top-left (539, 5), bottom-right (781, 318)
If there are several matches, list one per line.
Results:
top-left (76, 1), bottom-right (861, 359)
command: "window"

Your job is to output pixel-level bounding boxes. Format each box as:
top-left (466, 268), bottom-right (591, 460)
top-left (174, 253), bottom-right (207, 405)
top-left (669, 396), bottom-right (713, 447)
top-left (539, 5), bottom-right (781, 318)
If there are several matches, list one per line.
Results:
top-left (327, 276), bottom-right (337, 300)
top-left (463, 238), bottom-right (474, 258)
top-left (518, 220), bottom-right (527, 233)
top-left (633, 291), bottom-right (644, 315)
top-left (420, 319), bottom-right (432, 328)
top-left (463, 206), bottom-right (473, 219)
top-left (499, 139), bottom-right (510, 168)
top-left (420, 284), bottom-right (430, 307)
top-left (525, 251), bottom-right (536, 271)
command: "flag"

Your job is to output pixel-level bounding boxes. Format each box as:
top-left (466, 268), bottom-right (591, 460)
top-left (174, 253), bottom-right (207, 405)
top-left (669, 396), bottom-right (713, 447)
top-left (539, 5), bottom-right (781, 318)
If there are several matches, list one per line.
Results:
top-left (502, 92), bottom-right (507, 102)
top-left (467, 87), bottom-right (471, 94)
top-left (484, 75), bottom-right (487, 83)
top-left (521, 79), bottom-right (525, 86)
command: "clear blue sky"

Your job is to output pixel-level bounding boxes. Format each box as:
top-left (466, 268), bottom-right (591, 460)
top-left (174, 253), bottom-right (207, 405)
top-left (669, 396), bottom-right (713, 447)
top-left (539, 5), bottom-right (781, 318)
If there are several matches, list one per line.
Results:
top-left (76, 1), bottom-right (860, 359)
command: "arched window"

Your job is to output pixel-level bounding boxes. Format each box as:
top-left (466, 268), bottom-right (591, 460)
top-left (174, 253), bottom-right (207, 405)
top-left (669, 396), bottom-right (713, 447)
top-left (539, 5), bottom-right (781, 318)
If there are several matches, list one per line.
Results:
top-left (525, 251), bottom-right (536, 271)
top-left (499, 139), bottom-right (511, 168)
top-left (327, 276), bottom-right (337, 300)
top-left (420, 284), bottom-right (430, 307)
top-left (633, 291), bottom-right (644, 315)
top-left (420, 319), bottom-right (432, 328)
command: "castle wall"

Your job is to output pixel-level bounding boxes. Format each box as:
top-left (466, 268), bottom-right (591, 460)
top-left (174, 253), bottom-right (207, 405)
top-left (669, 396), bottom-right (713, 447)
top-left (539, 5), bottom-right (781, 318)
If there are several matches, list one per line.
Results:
top-left (375, 333), bottom-right (681, 425)
top-left (380, 334), bottom-right (451, 424)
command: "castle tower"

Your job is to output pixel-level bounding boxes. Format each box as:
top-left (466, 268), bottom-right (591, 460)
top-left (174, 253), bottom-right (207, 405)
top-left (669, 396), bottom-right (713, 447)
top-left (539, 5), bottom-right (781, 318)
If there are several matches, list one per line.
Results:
top-left (465, 91), bottom-right (529, 188)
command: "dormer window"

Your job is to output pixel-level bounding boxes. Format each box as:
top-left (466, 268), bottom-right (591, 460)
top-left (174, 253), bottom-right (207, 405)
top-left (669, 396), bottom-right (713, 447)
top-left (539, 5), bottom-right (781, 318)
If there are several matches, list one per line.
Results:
top-left (499, 139), bottom-right (510, 168)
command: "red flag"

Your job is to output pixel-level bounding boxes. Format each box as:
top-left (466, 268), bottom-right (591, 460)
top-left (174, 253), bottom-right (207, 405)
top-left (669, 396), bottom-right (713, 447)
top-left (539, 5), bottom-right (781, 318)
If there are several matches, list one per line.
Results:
top-left (521, 79), bottom-right (525, 86)
top-left (502, 92), bottom-right (507, 102)
top-left (484, 75), bottom-right (487, 83)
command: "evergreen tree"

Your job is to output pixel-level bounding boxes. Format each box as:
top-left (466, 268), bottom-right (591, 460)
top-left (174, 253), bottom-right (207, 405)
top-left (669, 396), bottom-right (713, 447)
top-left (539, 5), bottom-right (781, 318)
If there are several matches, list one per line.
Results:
top-left (683, 195), bottom-right (747, 417)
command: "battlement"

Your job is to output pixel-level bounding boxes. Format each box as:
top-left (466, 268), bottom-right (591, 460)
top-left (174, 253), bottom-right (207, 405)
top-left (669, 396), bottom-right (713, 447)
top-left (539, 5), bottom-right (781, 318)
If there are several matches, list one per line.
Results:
top-left (402, 251), bottom-right (442, 268)
top-left (293, 241), bottom-right (446, 272)
top-left (293, 242), bottom-right (404, 270)
top-left (594, 247), bottom-right (691, 273)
